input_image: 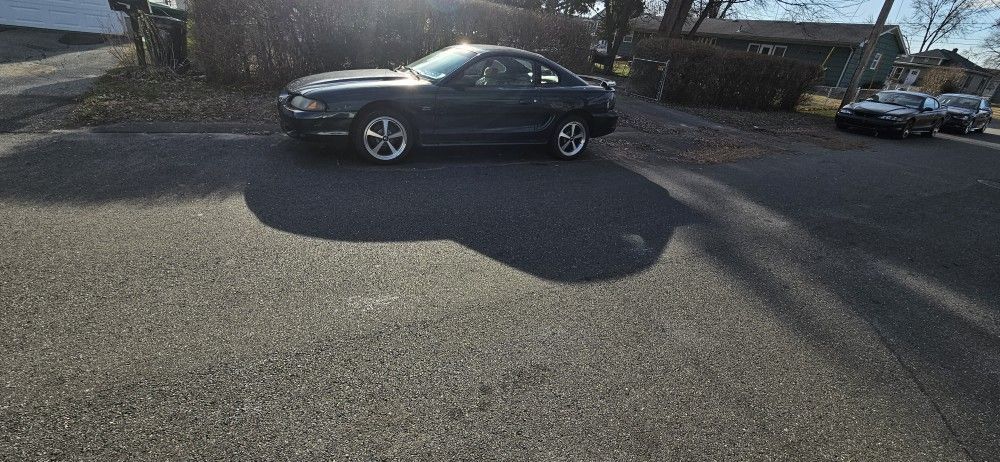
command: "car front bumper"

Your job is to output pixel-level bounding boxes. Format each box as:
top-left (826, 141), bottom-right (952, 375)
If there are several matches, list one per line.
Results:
top-left (942, 116), bottom-right (972, 130)
top-left (835, 113), bottom-right (907, 132)
top-left (277, 95), bottom-right (354, 139)
top-left (591, 111), bottom-right (619, 137)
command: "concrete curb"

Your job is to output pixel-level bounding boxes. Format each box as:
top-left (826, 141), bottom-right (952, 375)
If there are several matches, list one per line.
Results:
top-left (86, 121), bottom-right (280, 135)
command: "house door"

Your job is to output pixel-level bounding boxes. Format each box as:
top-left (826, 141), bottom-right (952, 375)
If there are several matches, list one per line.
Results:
top-left (903, 69), bottom-right (920, 86)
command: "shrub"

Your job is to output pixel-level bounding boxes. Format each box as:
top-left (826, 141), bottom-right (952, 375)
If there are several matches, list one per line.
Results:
top-left (188, 0), bottom-right (592, 88)
top-left (632, 38), bottom-right (822, 111)
top-left (919, 66), bottom-right (965, 95)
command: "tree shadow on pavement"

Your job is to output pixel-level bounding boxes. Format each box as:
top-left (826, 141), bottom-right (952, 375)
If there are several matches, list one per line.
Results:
top-left (647, 156), bottom-right (1000, 460)
top-left (0, 133), bottom-right (698, 283)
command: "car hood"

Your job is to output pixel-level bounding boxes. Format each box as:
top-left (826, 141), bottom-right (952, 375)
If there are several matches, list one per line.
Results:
top-left (850, 101), bottom-right (917, 115)
top-left (287, 69), bottom-right (412, 93)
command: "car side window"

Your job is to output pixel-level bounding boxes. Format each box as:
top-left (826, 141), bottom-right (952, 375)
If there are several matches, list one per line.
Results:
top-left (538, 63), bottom-right (561, 86)
top-left (923, 98), bottom-right (938, 110)
top-left (467, 56), bottom-right (534, 88)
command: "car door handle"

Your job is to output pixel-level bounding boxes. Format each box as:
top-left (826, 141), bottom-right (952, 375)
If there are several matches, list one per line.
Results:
top-left (519, 99), bottom-right (538, 105)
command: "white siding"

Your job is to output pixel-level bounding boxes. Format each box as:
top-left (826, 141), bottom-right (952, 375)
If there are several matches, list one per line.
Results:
top-left (0, 0), bottom-right (123, 34)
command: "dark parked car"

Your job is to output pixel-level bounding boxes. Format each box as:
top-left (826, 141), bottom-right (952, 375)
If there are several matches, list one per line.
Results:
top-left (938, 93), bottom-right (993, 134)
top-left (278, 45), bottom-right (619, 163)
top-left (835, 90), bottom-right (947, 139)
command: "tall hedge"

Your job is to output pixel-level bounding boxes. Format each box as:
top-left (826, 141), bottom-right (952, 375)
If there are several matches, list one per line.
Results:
top-left (188, 0), bottom-right (592, 87)
top-left (633, 38), bottom-right (822, 111)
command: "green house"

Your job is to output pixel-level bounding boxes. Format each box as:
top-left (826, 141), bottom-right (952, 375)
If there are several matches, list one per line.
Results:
top-left (624, 17), bottom-right (908, 89)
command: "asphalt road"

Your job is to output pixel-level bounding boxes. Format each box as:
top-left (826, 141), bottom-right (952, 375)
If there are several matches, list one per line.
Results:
top-left (0, 27), bottom-right (115, 132)
top-left (1, 112), bottom-right (998, 461)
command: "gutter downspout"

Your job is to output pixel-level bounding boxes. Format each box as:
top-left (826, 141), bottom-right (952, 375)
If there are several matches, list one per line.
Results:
top-left (836, 46), bottom-right (856, 88)
top-left (820, 46), bottom-right (836, 84)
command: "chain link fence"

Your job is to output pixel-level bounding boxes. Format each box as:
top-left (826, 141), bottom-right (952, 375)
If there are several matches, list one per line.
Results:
top-left (622, 58), bottom-right (669, 101)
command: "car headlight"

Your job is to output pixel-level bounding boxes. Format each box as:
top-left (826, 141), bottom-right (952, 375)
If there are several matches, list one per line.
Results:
top-left (878, 115), bottom-right (903, 120)
top-left (289, 95), bottom-right (326, 112)
top-left (838, 107), bottom-right (853, 114)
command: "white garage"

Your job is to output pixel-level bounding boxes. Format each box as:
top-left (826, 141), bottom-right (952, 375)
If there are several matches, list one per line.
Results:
top-left (0, 0), bottom-right (123, 34)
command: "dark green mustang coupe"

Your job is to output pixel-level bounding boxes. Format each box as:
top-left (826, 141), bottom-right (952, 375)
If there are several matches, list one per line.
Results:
top-left (278, 45), bottom-right (619, 163)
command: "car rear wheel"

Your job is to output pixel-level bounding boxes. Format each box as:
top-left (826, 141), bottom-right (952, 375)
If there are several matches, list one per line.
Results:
top-left (352, 109), bottom-right (413, 164)
top-left (548, 116), bottom-right (589, 160)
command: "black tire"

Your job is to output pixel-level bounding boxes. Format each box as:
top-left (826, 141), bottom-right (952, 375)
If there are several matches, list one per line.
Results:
top-left (976, 118), bottom-right (991, 133)
top-left (897, 120), bottom-right (914, 139)
top-left (835, 121), bottom-right (848, 130)
top-left (922, 119), bottom-right (941, 138)
top-left (962, 119), bottom-right (975, 135)
top-left (351, 108), bottom-right (414, 164)
top-left (548, 115), bottom-right (589, 160)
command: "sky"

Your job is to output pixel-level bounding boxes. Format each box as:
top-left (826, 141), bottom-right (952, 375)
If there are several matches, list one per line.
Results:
top-left (745, 0), bottom-right (999, 65)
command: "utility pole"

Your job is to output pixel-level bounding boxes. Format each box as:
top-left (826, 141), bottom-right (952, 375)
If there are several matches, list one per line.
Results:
top-left (840, 0), bottom-right (895, 107)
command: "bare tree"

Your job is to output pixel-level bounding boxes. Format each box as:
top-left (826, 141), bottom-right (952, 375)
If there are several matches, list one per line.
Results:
top-left (980, 12), bottom-right (1000, 67)
top-left (686, 0), bottom-right (752, 37)
top-left (908, 0), bottom-right (981, 52)
top-left (600, 0), bottom-right (647, 74)
top-left (658, 0), bottom-right (863, 39)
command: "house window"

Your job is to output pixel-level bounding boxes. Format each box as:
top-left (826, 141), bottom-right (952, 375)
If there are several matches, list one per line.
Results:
top-left (622, 34), bottom-right (633, 43)
top-left (697, 37), bottom-right (717, 46)
top-left (747, 43), bottom-right (787, 56)
top-left (869, 53), bottom-right (881, 70)
top-left (889, 66), bottom-right (904, 81)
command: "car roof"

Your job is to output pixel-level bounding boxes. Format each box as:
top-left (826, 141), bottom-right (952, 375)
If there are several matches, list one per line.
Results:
top-left (879, 89), bottom-right (933, 98)
top-left (939, 93), bottom-right (985, 99)
top-left (451, 44), bottom-right (548, 61)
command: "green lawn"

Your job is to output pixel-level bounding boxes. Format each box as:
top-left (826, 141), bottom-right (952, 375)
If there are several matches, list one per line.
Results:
top-left (592, 59), bottom-right (631, 77)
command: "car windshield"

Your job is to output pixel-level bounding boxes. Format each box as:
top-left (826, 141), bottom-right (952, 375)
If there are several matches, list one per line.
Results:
top-left (867, 92), bottom-right (924, 109)
top-left (406, 47), bottom-right (478, 82)
top-left (938, 96), bottom-right (980, 110)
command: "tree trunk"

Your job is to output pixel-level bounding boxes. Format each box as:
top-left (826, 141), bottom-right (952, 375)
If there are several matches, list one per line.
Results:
top-left (686, 0), bottom-right (717, 37)
top-left (659, 0), bottom-right (696, 38)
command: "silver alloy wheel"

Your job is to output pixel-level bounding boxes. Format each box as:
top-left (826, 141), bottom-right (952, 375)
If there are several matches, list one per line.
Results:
top-left (901, 122), bottom-right (912, 138)
top-left (558, 121), bottom-right (586, 156)
top-left (363, 116), bottom-right (407, 161)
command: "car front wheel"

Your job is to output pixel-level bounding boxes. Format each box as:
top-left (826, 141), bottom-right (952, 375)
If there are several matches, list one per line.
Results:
top-left (549, 116), bottom-right (589, 160)
top-left (352, 109), bottom-right (413, 164)
top-left (977, 118), bottom-right (991, 133)
top-left (963, 119), bottom-right (975, 135)
top-left (897, 120), bottom-right (914, 139)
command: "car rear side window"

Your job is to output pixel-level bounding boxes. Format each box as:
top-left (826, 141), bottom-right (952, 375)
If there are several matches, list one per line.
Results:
top-left (538, 63), bottom-right (560, 86)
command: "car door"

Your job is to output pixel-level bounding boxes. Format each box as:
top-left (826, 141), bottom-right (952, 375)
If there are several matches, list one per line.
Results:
top-left (918, 97), bottom-right (942, 128)
top-left (431, 55), bottom-right (544, 144)
top-left (531, 61), bottom-right (577, 143)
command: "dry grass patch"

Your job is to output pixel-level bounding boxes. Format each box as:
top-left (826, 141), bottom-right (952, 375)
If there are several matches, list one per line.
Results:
top-left (70, 67), bottom-right (275, 127)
